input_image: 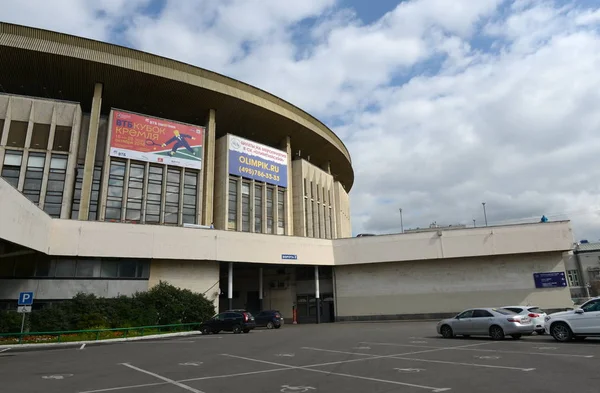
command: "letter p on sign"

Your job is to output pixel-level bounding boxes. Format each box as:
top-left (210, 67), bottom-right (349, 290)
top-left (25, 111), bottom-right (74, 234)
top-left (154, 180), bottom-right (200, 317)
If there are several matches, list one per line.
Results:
top-left (18, 291), bottom-right (34, 306)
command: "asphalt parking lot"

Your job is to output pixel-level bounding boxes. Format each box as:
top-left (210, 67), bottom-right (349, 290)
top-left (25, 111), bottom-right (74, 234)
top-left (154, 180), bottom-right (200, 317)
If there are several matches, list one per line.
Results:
top-left (1, 321), bottom-right (599, 393)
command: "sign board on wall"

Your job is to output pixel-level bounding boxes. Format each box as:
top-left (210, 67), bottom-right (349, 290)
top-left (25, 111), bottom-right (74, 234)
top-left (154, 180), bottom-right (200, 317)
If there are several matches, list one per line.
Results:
top-left (109, 109), bottom-right (205, 169)
top-left (533, 272), bottom-right (567, 288)
top-left (228, 135), bottom-right (288, 187)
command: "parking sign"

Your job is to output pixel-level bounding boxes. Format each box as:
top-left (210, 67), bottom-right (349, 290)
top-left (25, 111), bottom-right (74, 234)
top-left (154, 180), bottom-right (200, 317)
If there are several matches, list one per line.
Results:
top-left (18, 292), bottom-right (34, 306)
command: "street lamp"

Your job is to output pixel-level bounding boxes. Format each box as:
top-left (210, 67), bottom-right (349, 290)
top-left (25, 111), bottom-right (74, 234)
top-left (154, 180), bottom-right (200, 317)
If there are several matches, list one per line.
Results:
top-left (482, 202), bottom-right (488, 226)
top-left (399, 208), bottom-right (404, 233)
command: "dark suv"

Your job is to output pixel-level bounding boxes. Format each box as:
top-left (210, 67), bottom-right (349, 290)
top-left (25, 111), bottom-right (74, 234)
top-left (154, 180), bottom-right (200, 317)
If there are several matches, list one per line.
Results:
top-left (200, 310), bottom-right (256, 334)
top-left (255, 310), bottom-right (284, 329)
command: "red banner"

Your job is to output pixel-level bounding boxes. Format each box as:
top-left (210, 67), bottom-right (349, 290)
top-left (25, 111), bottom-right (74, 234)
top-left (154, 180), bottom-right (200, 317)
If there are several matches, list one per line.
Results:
top-left (109, 109), bottom-right (204, 169)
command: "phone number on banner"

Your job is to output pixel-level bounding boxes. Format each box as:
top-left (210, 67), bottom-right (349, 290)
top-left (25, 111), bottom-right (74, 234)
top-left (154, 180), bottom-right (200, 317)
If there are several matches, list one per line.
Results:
top-left (238, 166), bottom-right (280, 182)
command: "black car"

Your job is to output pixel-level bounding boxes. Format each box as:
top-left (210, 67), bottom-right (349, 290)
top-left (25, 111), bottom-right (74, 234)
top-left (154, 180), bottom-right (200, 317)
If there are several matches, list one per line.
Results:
top-left (255, 310), bottom-right (284, 329)
top-left (200, 311), bottom-right (256, 334)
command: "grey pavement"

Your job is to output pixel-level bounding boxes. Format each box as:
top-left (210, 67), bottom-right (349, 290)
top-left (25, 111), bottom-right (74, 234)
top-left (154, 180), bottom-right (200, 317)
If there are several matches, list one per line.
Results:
top-left (1, 321), bottom-right (599, 393)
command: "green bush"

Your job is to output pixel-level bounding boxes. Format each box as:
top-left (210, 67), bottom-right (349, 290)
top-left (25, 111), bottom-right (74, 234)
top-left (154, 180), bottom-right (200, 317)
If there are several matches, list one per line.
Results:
top-left (2, 281), bottom-right (215, 333)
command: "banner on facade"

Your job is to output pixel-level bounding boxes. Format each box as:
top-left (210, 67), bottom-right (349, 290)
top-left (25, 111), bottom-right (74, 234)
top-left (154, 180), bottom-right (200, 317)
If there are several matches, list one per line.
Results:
top-left (109, 109), bottom-right (204, 169)
top-left (228, 135), bottom-right (288, 187)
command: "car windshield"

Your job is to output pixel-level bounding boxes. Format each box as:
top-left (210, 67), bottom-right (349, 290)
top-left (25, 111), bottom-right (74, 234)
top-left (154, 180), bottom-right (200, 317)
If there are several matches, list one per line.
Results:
top-left (527, 307), bottom-right (544, 314)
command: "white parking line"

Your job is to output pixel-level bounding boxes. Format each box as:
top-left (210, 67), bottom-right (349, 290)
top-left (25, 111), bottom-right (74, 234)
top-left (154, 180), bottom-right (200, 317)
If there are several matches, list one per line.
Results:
top-left (361, 341), bottom-right (594, 358)
top-left (120, 363), bottom-right (205, 393)
top-left (222, 354), bottom-right (451, 392)
top-left (303, 347), bottom-right (534, 371)
top-left (0, 348), bottom-right (11, 353)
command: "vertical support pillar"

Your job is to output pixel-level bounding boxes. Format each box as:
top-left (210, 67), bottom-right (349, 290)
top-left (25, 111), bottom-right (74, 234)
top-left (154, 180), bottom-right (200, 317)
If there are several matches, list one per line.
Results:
top-left (17, 103), bottom-right (35, 192)
top-left (228, 262), bottom-right (233, 310)
top-left (280, 136), bottom-right (293, 235)
top-left (79, 83), bottom-right (103, 220)
top-left (258, 267), bottom-right (263, 311)
top-left (61, 107), bottom-right (81, 219)
top-left (315, 265), bottom-right (320, 324)
top-left (202, 109), bottom-right (216, 226)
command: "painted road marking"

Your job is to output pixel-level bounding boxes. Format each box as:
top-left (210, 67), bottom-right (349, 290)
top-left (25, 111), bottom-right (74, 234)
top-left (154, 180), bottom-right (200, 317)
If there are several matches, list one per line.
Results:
top-left (304, 347), bottom-right (534, 372)
top-left (0, 348), bottom-right (11, 353)
top-left (353, 346), bottom-right (371, 350)
top-left (120, 363), bottom-right (205, 393)
top-left (410, 341), bottom-right (428, 344)
top-left (179, 362), bottom-right (203, 366)
top-left (535, 347), bottom-right (557, 350)
top-left (222, 354), bottom-right (451, 392)
top-left (395, 368), bottom-right (426, 373)
top-left (42, 374), bottom-right (74, 380)
top-left (474, 356), bottom-right (501, 360)
top-left (280, 385), bottom-right (316, 392)
top-left (361, 341), bottom-right (595, 358)
top-left (276, 353), bottom-right (296, 357)
top-left (80, 344), bottom-right (86, 350)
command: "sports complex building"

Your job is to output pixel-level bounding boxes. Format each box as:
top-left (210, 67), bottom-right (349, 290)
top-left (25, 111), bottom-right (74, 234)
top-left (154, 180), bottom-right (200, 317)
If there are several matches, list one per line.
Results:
top-left (0, 23), bottom-right (578, 323)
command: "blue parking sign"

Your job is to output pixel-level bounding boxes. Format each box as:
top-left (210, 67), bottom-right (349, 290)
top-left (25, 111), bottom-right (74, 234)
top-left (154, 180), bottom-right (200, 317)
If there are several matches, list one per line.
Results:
top-left (18, 292), bottom-right (34, 305)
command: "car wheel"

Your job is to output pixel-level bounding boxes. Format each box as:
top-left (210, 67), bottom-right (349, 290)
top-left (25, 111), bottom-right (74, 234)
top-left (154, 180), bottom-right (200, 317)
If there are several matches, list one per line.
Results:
top-left (550, 322), bottom-right (573, 342)
top-left (511, 334), bottom-right (522, 340)
top-left (232, 325), bottom-right (242, 334)
top-left (266, 321), bottom-right (274, 329)
top-left (440, 325), bottom-right (454, 338)
top-left (201, 327), bottom-right (211, 335)
top-left (274, 324), bottom-right (281, 329)
top-left (489, 325), bottom-right (505, 340)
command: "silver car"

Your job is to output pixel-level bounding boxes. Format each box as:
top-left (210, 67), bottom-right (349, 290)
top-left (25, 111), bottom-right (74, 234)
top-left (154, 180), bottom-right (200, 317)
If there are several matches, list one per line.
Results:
top-left (436, 307), bottom-right (535, 340)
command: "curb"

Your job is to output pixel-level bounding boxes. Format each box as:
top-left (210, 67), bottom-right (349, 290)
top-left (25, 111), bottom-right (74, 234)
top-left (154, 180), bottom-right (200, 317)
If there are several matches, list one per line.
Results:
top-left (0, 331), bottom-right (203, 353)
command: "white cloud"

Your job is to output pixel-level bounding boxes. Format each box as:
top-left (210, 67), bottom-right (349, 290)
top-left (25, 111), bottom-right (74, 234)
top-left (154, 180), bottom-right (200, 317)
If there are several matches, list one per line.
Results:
top-left (1, 0), bottom-right (599, 241)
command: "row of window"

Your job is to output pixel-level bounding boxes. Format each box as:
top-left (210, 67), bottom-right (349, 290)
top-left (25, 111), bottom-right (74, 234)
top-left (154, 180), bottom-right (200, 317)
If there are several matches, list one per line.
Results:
top-left (303, 179), bottom-right (334, 239)
top-left (104, 159), bottom-right (199, 225)
top-left (0, 255), bottom-right (150, 279)
top-left (71, 164), bottom-right (102, 220)
top-left (1, 149), bottom-right (68, 217)
top-left (0, 119), bottom-right (72, 152)
top-left (227, 176), bottom-right (286, 234)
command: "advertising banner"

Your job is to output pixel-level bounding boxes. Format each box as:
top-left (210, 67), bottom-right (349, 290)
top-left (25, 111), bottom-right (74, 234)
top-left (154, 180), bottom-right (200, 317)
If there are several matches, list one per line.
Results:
top-left (533, 272), bottom-right (567, 288)
top-left (228, 135), bottom-right (288, 187)
top-left (109, 109), bottom-right (204, 169)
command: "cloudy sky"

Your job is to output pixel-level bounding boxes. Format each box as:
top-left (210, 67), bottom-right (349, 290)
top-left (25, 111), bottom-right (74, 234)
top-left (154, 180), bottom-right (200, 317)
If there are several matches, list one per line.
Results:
top-left (2, 0), bottom-right (599, 240)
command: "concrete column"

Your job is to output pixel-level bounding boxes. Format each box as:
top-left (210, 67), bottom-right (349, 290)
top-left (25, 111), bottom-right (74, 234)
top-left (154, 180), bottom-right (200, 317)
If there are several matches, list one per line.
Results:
top-left (315, 265), bottom-right (321, 324)
top-left (228, 262), bottom-right (233, 310)
top-left (79, 83), bottom-right (103, 220)
top-left (259, 267), bottom-right (263, 311)
top-left (280, 136), bottom-right (293, 235)
top-left (202, 109), bottom-right (216, 225)
top-left (17, 104), bottom-right (35, 192)
top-left (61, 107), bottom-right (81, 219)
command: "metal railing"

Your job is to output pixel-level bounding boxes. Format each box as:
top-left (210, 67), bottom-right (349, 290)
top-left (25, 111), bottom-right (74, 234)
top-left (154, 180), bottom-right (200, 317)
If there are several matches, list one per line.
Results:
top-left (0, 322), bottom-right (203, 345)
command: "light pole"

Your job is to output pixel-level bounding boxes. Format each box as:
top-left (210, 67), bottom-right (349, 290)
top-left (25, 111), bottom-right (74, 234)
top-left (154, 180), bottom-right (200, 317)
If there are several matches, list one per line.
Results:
top-left (482, 202), bottom-right (488, 226)
top-left (473, 219), bottom-right (476, 227)
top-left (399, 208), bottom-right (404, 233)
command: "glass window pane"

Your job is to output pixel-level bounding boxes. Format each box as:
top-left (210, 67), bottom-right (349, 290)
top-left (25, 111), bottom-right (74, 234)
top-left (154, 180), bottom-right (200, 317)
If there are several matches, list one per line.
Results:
top-left (266, 187), bottom-right (274, 234)
top-left (31, 123), bottom-right (51, 149)
top-left (27, 153), bottom-right (46, 168)
top-left (101, 261), bottom-right (118, 278)
top-left (3, 150), bottom-right (23, 166)
top-left (7, 121), bottom-right (28, 147)
top-left (55, 259), bottom-right (76, 277)
top-left (119, 260), bottom-right (137, 278)
top-left (76, 260), bottom-right (95, 277)
top-left (50, 155), bottom-right (68, 169)
top-left (14, 259), bottom-right (36, 277)
top-left (53, 126), bottom-right (72, 151)
top-left (228, 178), bottom-right (238, 230)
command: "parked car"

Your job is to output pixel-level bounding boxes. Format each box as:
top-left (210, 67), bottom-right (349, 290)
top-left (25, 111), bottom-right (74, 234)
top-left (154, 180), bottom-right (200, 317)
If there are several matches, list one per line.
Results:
top-left (545, 296), bottom-right (600, 342)
top-left (254, 310), bottom-right (284, 329)
top-left (200, 310), bottom-right (256, 334)
top-left (502, 305), bottom-right (547, 334)
top-left (437, 307), bottom-right (534, 340)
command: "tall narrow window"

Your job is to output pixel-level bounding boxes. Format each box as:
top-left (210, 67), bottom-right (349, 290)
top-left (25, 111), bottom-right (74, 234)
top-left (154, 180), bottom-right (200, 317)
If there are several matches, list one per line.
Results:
top-left (164, 167), bottom-right (181, 225)
top-left (182, 170), bottom-right (198, 224)
top-left (30, 124), bottom-right (50, 149)
top-left (241, 182), bottom-right (250, 232)
top-left (23, 152), bottom-right (46, 204)
top-left (146, 166), bottom-right (163, 224)
top-left (53, 126), bottom-right (72, 152)
top-left (329, 207), bottom-right (334, 239)
top-left (324, 204), bottom-right (328, 239)
top-left (0, 119), bottom-right (4, 142)
top-left (228, 178), bottom-right (238, 230)
top-left (266, 187), bottom-right (274, 234)
top-left (304, 197), bottom-right (309, 237)
top-left (7, 121), bottom-right (27, 147)
top-left (254, 184), bottom-right (262, 232)
top-left (277, 189), bottom-right (285, 235)
top-left (44, 154), bottom-right (68, 217)
top-left (313, 199), bottom-right (319, 238)
top-left (1, 150), bottom-right (23, 188)
top-left (125, 162), bottom-right (145, 222)
top-left (71, 164), bottom-right (84, 219)
top-left (105, 160), bottom-right (126, 220)
top-left (89, 165), bottom-right (102, 220)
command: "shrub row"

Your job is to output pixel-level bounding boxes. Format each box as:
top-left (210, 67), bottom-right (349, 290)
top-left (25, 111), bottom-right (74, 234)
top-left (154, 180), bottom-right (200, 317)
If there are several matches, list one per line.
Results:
top-left (0, 281), bottom-right (215, 333)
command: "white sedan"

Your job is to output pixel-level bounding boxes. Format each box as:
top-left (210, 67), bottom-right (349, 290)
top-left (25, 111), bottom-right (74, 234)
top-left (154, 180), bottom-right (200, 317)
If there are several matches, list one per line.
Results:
top-left (502, 306), bottom-right (547, 335)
